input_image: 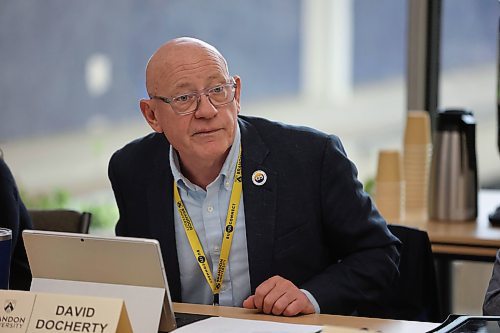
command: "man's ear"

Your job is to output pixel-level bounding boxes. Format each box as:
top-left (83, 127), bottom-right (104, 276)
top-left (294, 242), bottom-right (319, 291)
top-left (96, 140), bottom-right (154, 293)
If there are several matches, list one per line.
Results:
top-left (233, 75), bottom-right (241, 114)
top-left (140, 99), bottom-right (162, 132)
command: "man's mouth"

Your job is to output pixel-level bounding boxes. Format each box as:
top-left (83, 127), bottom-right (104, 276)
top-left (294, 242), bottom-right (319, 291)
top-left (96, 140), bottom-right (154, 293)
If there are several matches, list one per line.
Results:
top-left (193, 128), bottom-right (220, 136)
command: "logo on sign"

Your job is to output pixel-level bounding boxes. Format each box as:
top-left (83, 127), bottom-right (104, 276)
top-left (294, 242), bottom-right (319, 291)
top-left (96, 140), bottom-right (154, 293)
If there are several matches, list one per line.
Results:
top-left (0, 298), bottom-right (26, 329)
top-left (4, 300), bottom-right (15, 313)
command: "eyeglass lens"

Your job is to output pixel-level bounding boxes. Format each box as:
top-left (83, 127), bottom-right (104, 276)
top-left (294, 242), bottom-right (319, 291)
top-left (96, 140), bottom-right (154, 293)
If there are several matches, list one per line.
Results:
top-left (172, 84), bottom-right (235, 114)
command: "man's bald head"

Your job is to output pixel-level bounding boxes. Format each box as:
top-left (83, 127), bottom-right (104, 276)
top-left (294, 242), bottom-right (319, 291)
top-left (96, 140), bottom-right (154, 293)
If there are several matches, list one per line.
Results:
top-left (145, 37), bottom-right (229, 97)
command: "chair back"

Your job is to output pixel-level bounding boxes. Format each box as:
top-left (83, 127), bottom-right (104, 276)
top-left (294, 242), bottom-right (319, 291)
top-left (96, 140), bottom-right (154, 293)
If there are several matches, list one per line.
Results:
top-left (29, 209), bottom-right (91, 234)
top-left (358, 224), bottom-right (441, 322)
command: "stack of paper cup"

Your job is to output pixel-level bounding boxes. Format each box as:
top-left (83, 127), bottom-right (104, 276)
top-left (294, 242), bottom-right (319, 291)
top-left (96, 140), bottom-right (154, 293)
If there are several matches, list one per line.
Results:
top-left (403, 110), bottom-right (432, 221)
top-left (375, 150), bottom-right (404, 223)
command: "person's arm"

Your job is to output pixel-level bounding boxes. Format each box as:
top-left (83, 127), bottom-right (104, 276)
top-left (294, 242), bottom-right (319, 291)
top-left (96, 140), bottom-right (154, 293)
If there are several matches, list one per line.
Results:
top-left (0, 159), bottom-right (32, 290)
top-left (483, 250), bottom-right (500, 315)
top-left (108, 152), bottom-right (127, 236)
top-left (299, 135), bottom-right (401, 314)
top-left (244, 135), bottom-right (400, 316)
top-left (9, 199), bottom-right (32, 290)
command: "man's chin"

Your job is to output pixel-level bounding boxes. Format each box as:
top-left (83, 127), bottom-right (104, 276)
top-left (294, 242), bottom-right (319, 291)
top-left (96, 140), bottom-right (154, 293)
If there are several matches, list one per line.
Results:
top-left (194, 143), bottom-right (231, 161)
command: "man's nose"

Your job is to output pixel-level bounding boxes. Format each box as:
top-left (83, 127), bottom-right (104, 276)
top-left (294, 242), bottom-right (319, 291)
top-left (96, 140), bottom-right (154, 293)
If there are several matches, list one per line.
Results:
top-left (194, 93), bottom-right (218, 118)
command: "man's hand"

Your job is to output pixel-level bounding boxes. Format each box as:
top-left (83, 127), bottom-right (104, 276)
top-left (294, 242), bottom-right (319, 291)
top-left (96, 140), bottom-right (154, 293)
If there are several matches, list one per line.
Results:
top-left (242, 275), bottom-right (315, 316)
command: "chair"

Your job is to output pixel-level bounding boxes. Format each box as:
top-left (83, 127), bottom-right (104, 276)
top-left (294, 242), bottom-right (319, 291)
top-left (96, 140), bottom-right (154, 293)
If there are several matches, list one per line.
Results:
top-left (358, 224), bottom-right (441, 322)
top-left (28, 209), bottom-right (92, 234)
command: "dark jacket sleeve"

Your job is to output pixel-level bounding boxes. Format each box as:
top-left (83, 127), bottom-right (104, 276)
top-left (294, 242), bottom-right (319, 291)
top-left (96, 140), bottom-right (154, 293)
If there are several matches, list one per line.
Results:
top-left (109, 151), bottom-right (127, 237)
top-left (0, 159), bottom-right (32, 290)
top-left (108, 133), bottom-right (170, 238)
top-left (300, 135), bottom-right (401, 314)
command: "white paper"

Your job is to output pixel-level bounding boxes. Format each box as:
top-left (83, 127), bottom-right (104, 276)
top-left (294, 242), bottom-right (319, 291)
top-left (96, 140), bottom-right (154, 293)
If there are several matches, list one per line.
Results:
top-left (173, 316), bottom-right (322, 333)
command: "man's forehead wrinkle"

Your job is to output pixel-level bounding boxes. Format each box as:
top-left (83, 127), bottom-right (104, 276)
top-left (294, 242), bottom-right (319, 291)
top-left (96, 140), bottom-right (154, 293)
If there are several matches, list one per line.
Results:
top-left (170, 69), bottom-right (227, 91)
top-left (144, 38), bottom-right (229, 96)
top-left (169, 59), bottom-right (227, 79)
top-left (151, 61), bottom-right (227, 96)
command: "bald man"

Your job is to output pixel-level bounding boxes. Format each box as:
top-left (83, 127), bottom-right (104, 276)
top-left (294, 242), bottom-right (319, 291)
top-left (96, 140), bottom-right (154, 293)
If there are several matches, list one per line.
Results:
top-left (109, 37), bottom-right (401, 316)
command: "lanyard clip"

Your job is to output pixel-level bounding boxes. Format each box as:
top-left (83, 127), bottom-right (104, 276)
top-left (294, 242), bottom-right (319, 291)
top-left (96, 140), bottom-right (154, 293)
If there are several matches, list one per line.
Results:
top-left (213, 293), bottom-right (219, 306)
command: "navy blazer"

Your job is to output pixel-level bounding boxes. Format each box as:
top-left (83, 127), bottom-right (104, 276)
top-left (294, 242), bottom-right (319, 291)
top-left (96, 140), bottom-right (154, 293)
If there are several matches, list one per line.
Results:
top-left (109, 115), bottom-right (401, 315)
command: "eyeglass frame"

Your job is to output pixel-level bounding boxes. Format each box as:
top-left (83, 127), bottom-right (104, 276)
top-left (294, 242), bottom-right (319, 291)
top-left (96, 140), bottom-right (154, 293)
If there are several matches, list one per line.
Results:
top-left (149, 78), bottom-right (237, 116)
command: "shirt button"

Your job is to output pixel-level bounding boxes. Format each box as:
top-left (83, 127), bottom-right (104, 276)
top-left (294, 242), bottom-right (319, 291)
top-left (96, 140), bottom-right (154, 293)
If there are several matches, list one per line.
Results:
top-left (225, 181), bottom-right (230, 189)
top-left (213, 246), bottom-right (220, 254)
top-left (207, 206), bottom-right (214, 213)
top-left (221, 283), bottom-right (227, 292)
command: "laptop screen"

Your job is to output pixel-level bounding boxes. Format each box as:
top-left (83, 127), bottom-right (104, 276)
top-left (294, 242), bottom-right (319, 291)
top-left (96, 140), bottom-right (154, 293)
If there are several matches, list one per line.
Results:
top-left (22, 230), bottom-right (177, 332)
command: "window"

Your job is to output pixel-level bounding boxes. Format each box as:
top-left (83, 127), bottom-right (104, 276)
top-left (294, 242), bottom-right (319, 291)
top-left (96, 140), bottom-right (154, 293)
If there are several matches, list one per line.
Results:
top-left (439, 0), bottom-right (499, 187)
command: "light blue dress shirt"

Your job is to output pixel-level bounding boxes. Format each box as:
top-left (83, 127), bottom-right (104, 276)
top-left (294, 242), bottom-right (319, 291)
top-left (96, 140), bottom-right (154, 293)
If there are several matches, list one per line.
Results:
top-left (170, 126), bottom-right (251, 306)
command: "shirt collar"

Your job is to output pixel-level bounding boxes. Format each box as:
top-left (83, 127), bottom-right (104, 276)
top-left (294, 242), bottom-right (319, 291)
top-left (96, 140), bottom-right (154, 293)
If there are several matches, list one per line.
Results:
top-left (169, 123), bottom-right (241, 191)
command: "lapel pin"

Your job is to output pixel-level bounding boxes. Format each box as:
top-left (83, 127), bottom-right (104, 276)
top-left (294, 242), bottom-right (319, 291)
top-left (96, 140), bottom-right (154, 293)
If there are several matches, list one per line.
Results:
top-left (252, 170), bottom-right (267, 186)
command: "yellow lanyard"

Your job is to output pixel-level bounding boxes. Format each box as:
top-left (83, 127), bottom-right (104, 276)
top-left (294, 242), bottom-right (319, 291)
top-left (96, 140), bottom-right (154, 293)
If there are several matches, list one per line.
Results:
top-left (173, 148), bottom-right (242, 305)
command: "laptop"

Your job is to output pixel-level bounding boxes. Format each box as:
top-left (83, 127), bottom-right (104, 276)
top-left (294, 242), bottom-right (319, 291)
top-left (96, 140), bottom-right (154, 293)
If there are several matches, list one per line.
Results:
top-left (22, 230), bottom-right (210, 332)
top-left (428, 315), bottom-right (500, 333)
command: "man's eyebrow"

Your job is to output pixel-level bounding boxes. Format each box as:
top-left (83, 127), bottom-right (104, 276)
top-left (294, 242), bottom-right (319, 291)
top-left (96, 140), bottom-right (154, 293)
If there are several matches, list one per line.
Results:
top-left (207, 74), bottom-right (226, 82)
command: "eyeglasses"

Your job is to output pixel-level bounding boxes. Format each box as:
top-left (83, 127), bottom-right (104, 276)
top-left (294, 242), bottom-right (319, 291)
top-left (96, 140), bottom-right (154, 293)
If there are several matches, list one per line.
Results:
top-left (150, 79), bottom-right (237, 116)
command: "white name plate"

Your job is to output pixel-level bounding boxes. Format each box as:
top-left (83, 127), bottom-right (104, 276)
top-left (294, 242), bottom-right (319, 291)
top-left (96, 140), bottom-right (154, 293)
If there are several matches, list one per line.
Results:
top-left (0, 290), bottom-right (132, 333)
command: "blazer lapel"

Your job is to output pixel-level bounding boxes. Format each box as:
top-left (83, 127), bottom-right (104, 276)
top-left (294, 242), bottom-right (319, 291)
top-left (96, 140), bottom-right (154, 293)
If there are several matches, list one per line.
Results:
top-left (147, 139), bottom-right (182, 301)
top-left (239, 118), bottom-right (278, 292)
